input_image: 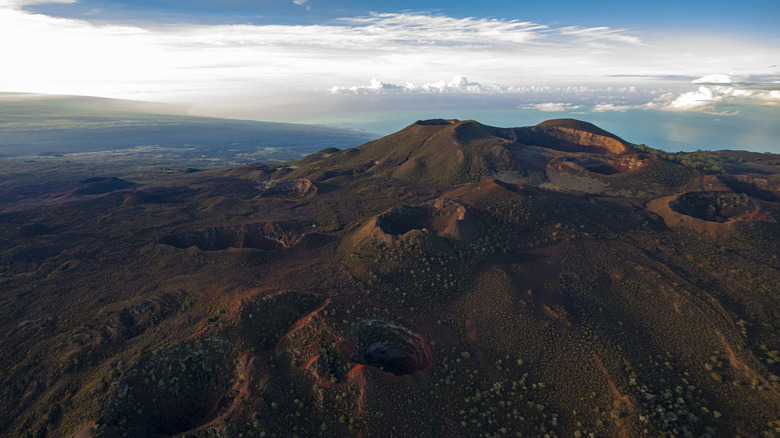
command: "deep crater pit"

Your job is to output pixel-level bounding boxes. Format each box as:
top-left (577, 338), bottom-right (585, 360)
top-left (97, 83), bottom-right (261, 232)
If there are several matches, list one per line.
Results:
top-left (376, 205), bottom-right (432, 236)
top-left (348, 319), bottom-right (432, 375)
top-left (159, 221), bottom-right (300, 251)
top-left (374, 201), bottom-right (477, 243)
top-left (669, 191), bottom-right (769, 223)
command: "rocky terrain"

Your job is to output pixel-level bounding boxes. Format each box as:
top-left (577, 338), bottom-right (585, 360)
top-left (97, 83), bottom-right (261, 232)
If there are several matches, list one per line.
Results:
top-left (0, 119), bottom-right (779, 437)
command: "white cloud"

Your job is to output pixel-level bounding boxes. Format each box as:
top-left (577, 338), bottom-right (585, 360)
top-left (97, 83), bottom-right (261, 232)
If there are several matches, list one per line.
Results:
top-left (332, 79), bottom-right (653, 97)
top-left (330, 76), bottom-right (502, 94)
top-left (520, 102), bottom-right (583, 112)
top-left (692, 74), bottom-right (733, 84)
top-left (329, 78), bottom-right (403, 94)
top-left (655, 86), bottom-right (723, 110)
top-left (0, 4), bottom-right (777, 120)
top-left (557, 26), bottom-right (642, 45)
top-left (589, 83), bottom-right (780, 113)
top-left (592, 103), bottom-right (635, 112)
top-left (4, 0), bottom-right (75, 5)
top-left (0, 8), bottom-right (652, 103)
top-left (649, 85), bottom-right (780, 110)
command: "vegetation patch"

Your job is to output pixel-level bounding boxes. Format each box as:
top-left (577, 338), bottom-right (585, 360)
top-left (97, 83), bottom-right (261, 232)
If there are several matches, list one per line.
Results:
top-left (98, 338), bottom-right (233, 437)
top-left (239, 291), bottom-right (322, 349)
top-left (670, 191), bottom-right (771, 222)
top-left (158, 221), bottom-right (302, 251)
top-left (260, 178), bottom-right (317, 197)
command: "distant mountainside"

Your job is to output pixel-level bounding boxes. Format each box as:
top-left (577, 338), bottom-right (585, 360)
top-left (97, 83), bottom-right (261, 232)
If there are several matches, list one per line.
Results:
top-left (0, 93), bottom-right (377, 159)
top-left (0, 119), bottom-right (778, 438)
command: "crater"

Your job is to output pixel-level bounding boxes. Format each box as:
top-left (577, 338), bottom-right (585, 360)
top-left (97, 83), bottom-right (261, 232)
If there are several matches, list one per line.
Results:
top-left (669, 191), bottom-right (772, 223)
top-left (100, 338), bottom-right (233, 436)
top-left (261, 178), bottom-right (317, 197)
top-left (348, 319), bottom-right (431, 375)
top-left (374, 199), bottom-right (477, 243)
top-left (158, 221), bottom-right (301, 251)
top-left (576, 154), bottom-right (654, 175)
top-left (376, 205), bottom-right (430, 235)
top-left (415, 119), bottom-right (458, 126)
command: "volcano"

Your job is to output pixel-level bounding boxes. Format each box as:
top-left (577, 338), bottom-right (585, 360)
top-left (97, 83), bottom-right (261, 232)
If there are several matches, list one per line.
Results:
top-left (1, 119), bottom-right (778, 438)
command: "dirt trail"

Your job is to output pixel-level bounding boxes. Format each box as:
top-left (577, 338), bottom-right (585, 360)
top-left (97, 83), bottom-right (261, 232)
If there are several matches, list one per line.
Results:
top-left (715, 330), bottom-right (777, 395)
top-left (592, 353), bottom-right (636, 438)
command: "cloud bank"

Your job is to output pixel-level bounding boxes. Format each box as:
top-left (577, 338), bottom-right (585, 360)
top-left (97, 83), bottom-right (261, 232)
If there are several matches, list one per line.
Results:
top-left (0, 1), bottom-right (778, 119)
top-left (591, 75), bottom-right (780, 114)
top-left (330, 76), bottom-right (501, 94)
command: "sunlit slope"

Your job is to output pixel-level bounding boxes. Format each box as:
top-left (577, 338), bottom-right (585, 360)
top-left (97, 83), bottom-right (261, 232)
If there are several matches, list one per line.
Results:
top-left (281, 119), bottom-right (631, 185)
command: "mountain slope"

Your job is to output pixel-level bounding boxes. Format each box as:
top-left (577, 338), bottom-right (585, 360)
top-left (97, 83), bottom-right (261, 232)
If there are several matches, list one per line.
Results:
top-left (0, 119), bottom-right (778, 438)
top-left (279, 118), bottom-right (633, 186)
top-left (0, 93), bottom-right (377, 158)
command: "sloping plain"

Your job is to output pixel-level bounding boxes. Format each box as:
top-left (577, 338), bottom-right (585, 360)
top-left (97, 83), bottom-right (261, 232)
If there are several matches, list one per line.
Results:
top-left (0, 94), bottom-right (377, 211)
top-left (0, 94), bottom-right (376, 158)
top-left (0, 119), bottom-right (779, 437)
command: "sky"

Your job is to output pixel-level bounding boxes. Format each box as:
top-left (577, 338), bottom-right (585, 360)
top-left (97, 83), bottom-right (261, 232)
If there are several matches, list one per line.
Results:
top-left (1, 0), bottom-right (779, 151)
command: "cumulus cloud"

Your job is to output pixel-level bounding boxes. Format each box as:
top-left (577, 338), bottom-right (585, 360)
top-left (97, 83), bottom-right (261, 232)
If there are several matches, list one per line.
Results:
top-left (332, 78), bottom-right (649, 97)
top-left (589, 82), bottom-right (780, 113)
top-left (520, 103), bottom-right (583, 112)
top-left (293, 0), bottom-right (307, 4)
top-left (649, 85), bottom-right (780, 110)
top-left (330, 76), bottom-right (503, 94)
top-left (329, 78), bottom-right (403, 94)
top-left (692, 74), bottom-right (733, 84)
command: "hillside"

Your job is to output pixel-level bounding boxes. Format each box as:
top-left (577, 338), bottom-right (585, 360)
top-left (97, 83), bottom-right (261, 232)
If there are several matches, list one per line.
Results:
top-left (0, 93), bottom-right (377, 159)
top-left (0, 119), bottom-right (778, 438)
top-left (0, 93), bottom-right (378, 211)
top-left (278, 118), bottom-right (633, 186)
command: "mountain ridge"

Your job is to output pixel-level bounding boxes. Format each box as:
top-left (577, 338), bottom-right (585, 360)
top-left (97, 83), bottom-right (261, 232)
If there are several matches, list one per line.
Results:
top-left (274, 118), bottom-right (634, 186)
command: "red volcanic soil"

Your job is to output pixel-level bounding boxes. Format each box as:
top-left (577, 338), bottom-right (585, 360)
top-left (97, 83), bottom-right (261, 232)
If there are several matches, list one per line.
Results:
top-left (508, 119), bottom-right (631, 154)
top-left (647, 191), bottom-right (774, 236)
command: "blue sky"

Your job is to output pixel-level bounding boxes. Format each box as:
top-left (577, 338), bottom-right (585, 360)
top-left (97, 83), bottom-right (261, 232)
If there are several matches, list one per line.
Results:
top-left (23, 0), bottom-right (780, 36)
top-left (1, 0), bottom-right (779, 150)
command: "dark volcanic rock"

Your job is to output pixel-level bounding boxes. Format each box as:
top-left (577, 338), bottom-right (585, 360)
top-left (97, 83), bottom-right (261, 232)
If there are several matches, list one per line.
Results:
top-left (158, 221), bottom-right (302, 251)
